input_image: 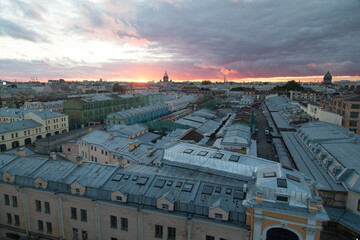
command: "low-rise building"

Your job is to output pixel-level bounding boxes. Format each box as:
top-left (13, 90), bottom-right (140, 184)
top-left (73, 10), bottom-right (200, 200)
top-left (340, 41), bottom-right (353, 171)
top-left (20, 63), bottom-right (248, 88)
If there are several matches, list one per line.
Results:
top-left (164, 95), bottom-right (196, 112)
top-left (23, 100), bottom-right (65, 113)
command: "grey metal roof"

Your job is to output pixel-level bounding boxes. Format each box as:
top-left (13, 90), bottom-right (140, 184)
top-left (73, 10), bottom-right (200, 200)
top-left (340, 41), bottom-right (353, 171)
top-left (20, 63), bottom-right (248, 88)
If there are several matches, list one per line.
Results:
top-left (1, 156), bottom-right (48, 177)
top-left (0, 119), bottom-right (42, 134)
top-left (29, 160), bottom-right (78, 182)
top-left (0, 108), bottom-right (65, 119)
top-left (325, 207), bottom-right (360, 234)
top-left (81, 130), bottom-right (163, 165)
top-left (81, 95), bottom-right (114, 102)
top-left (106, 124), bottom-right (148, 137)
top-left (281, 132), bottom-right (345, 192)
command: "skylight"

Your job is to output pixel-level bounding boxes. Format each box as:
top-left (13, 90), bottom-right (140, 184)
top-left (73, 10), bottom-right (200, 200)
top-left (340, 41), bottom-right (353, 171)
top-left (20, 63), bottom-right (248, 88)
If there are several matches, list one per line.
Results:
top-left (215, 186), bottom-right (221, 193)
top-left (213, 153), bottom-right (224, 159)
top-left (198, 151), bottom-right (208, 156)
top-left (263, 172), bottom-right (277, 178)
top-left (183, 149), bottom-right (194, 154)
top-left (154, 179), bottom-right (166, 188)
top-left (182, 183), bottom-right (193, 192)
top-left (286, 174), bottom-right (300, 182)
top-left (202, 185), bottom-right (213, 195)
top-left (137, 177), bottom-right (148, 185)
top-left (233, 190), bottom-right (245, 200)
top-left (229, 155), bottom-right (240, 162)
top-left (277, 178), bottom-right (288, 188)
top-left (112, 173), bottom-right (123, 181)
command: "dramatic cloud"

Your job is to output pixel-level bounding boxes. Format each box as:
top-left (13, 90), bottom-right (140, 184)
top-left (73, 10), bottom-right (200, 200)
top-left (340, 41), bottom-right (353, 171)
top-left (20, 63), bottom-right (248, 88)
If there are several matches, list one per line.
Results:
top-left (0, 0), bottom-right (359, 81)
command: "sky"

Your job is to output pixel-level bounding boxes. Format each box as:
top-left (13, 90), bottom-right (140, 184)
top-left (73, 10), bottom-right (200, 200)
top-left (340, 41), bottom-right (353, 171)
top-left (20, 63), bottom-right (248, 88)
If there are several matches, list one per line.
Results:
top-left (0, 0), bottom-right (359, 82)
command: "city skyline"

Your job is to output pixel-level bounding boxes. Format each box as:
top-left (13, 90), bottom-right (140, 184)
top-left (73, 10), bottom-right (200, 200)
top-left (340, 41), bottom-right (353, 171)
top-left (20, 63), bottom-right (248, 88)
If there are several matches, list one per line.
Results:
top-left (0, 0), bottom-right (360, 82)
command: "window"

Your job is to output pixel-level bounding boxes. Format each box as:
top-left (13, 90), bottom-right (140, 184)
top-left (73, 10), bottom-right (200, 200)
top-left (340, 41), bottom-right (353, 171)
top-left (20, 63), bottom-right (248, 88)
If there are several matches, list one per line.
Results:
top-left (206, 236), bottom-right (215, 240)
top-left (46, 222), bottom-right (52, 233)
top-left (75, 188), bottom-right (80, 194)
top-left (263, 172), bottom-right (277, 178)
top-left (350, 112), bottom-right (359, 118)
top-left (168, 227), bottom-right (176, 240)
top-left (155, 224), bottom-right (163, 238)
top-left (1, 135), bottom-right (4, 140)
top-left (110, 215), bottom-right (117, 228)
top-left (38, 220), bottom-right (44, 232)
top-left (357, 199), bottom-right (360, 211)
top-left (183, 149), bottom-right (193, 154)
top-left (12, 196), bottom-right (17, 207)
top-left (116, 196), bottom-right (122, 201)
top-left (82, 230), bottom-right (88, 240)
top-left (71, 207), bottom-right (77, 219)
top-left (121, 217), bottom-right (128, 231)
top-left (45, 202), bottom-right (50, 213)
top-left (7, 213), bottom-right (12, 224)
top-left (15, 133), bottom-right (18, 137)
top-left (14, 215), bottom-right (19, 226)
top-left (215, 213), bottom-right (223, 219)
top-left (349, 120), bottom-right (358, 127)
top-left (80, 209), bottom-right (87, 222)
top-left (162, 204), bottom-right (169, 210)
top-left (73, 228), bottom-right (79, 240)
top-left (276, 195), bottom-right (289, 202)
top-left (351, 104), bottom-right (360, 109)
top-left (36, 200), bottom-right (41, 212)
top-left (4, 194), bottom-right (9, 205)
top-left (198, 151), bottom-right (208, 156)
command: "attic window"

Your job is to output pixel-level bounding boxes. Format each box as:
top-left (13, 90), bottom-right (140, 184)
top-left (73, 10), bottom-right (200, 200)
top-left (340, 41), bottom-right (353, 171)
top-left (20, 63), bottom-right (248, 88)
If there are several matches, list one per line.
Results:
top-left (276, 195), bottom-right (289, 202)
top-left (182, 183), bottom-right (193, 192)
top-left (263, 172), bottom-right (277, 178)
top-left (214, 213), bottom-right (223, 219)
top-left (116, 196), bottom-right (122, 201)
top-left (226, 188), bottom-right (232, 195)
top-left (286, 174), bottom-right (300, 182)
top-left (183, 149), bottom-right (194, 154)
top-left (202, 185), bottom-right (213, 195)
top-left (198, 151), bottom-right (208, 156)
top-left (162, 204), bottom-right (169, 210)
top-left (154, 179), bottom-right (166, 188)
top-left (38, 183), bottom-right (42, 187)
top-left (229, 155), bottom-right (240, 162)
top-left (75, 188), bottom-right (80, 194)
top-left (213, 153), bottom-right (224, 159)
top-left (137, 177), bottom-right (148, 185)
top-left (277, 178), bottom-right (288, 188)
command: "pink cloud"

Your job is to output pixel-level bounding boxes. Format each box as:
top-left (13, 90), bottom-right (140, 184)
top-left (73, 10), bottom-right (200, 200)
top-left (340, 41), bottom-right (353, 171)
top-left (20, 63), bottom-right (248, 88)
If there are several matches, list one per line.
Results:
top-left (307, 63), bottom-right (317, 67)
top-left (195, 64), bottom-right (238, 76)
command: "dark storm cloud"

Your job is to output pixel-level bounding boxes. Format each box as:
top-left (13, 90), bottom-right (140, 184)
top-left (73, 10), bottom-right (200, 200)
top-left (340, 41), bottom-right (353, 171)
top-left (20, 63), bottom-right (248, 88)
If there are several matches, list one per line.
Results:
top-left (127, 0), bottom-right (360, 78)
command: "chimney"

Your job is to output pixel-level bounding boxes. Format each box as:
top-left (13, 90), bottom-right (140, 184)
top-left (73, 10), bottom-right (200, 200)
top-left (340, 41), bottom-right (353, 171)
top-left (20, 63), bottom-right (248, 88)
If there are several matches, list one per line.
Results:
top-left (134, 141), bottom-right (140, 148)
top-left (16, 148), bottom-right (27, 157)
top-left (147, 147), bottom-right (153, 157)
top-left (109, 134), bottom-right (114, 140)
top-left (129, 142), bottom-right (135, 152)
top-left (50, 152), bottom-right (56, 160)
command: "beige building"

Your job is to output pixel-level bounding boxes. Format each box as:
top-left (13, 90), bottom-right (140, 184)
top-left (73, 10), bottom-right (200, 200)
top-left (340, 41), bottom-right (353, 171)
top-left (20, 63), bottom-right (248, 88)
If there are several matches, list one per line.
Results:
top-left (328, 94), bottom-right (360, 133)
top-left (0, 108), bottom-right (69, 152)
top-left (0, 142), bottom-right (329, 240)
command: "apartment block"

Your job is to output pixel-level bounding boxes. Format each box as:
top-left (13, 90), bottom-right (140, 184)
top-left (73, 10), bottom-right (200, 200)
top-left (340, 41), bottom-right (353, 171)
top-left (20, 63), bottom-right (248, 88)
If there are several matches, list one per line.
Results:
top-left (0, 143), bottom-right (328, 240)
top-left (328, 94), bottom-right (360, 133)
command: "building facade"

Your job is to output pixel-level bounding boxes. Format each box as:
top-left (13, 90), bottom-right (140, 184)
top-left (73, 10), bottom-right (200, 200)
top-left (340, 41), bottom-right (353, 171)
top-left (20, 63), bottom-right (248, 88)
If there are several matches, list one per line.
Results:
top-left (0, 142), bottom-right (328, 240)
top-left (328, 94), bottom-right (360, 133)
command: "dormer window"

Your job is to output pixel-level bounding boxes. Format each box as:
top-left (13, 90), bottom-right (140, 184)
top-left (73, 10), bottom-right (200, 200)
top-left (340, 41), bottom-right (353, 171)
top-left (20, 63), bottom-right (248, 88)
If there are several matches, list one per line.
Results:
top-left (6, 178), bottom-right (10, 183)
top-left (39, 183), bottom-right (42, 187)
top-left (214, 213), bottom-right (223, 219)
top-left (116, 196), bottom-right (122, 201)
top-left (162, 204), bottom-right (169, 210)
top-left (75, 188), bottom-right (80, 194)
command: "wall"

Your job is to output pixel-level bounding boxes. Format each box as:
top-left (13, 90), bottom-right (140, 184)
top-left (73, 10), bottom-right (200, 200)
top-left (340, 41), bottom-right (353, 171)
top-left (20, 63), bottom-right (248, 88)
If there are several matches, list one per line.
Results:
top-left (345, 191), bottom-right (360, 216)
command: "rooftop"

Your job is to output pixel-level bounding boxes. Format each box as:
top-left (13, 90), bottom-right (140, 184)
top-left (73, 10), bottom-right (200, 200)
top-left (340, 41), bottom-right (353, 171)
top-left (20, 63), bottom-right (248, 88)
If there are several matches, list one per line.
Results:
top-left (0, 119), bottom-right (42, 134)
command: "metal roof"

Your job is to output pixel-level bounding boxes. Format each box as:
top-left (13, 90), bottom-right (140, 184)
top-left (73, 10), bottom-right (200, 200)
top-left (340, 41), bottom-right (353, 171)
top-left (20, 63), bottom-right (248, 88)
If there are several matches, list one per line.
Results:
top-left (0, 119), bottom-right (42, 134)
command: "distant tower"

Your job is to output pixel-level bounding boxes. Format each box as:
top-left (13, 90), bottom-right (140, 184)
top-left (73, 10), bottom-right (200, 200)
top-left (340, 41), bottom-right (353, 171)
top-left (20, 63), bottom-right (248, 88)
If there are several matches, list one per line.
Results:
top-left (224, 75), bottom-right (226, 83)
top-left (323, 71), bottom-right (332, 84)
top-left (163, 71), bottom-right (169, 82)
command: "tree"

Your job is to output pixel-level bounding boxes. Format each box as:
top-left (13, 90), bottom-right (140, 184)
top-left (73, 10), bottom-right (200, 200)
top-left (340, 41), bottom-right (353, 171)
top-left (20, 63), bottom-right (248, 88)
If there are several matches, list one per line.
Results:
top-left (201, 80), bottom-right (211, 85)
top-left (272, 80), bottom-right (304, 91)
